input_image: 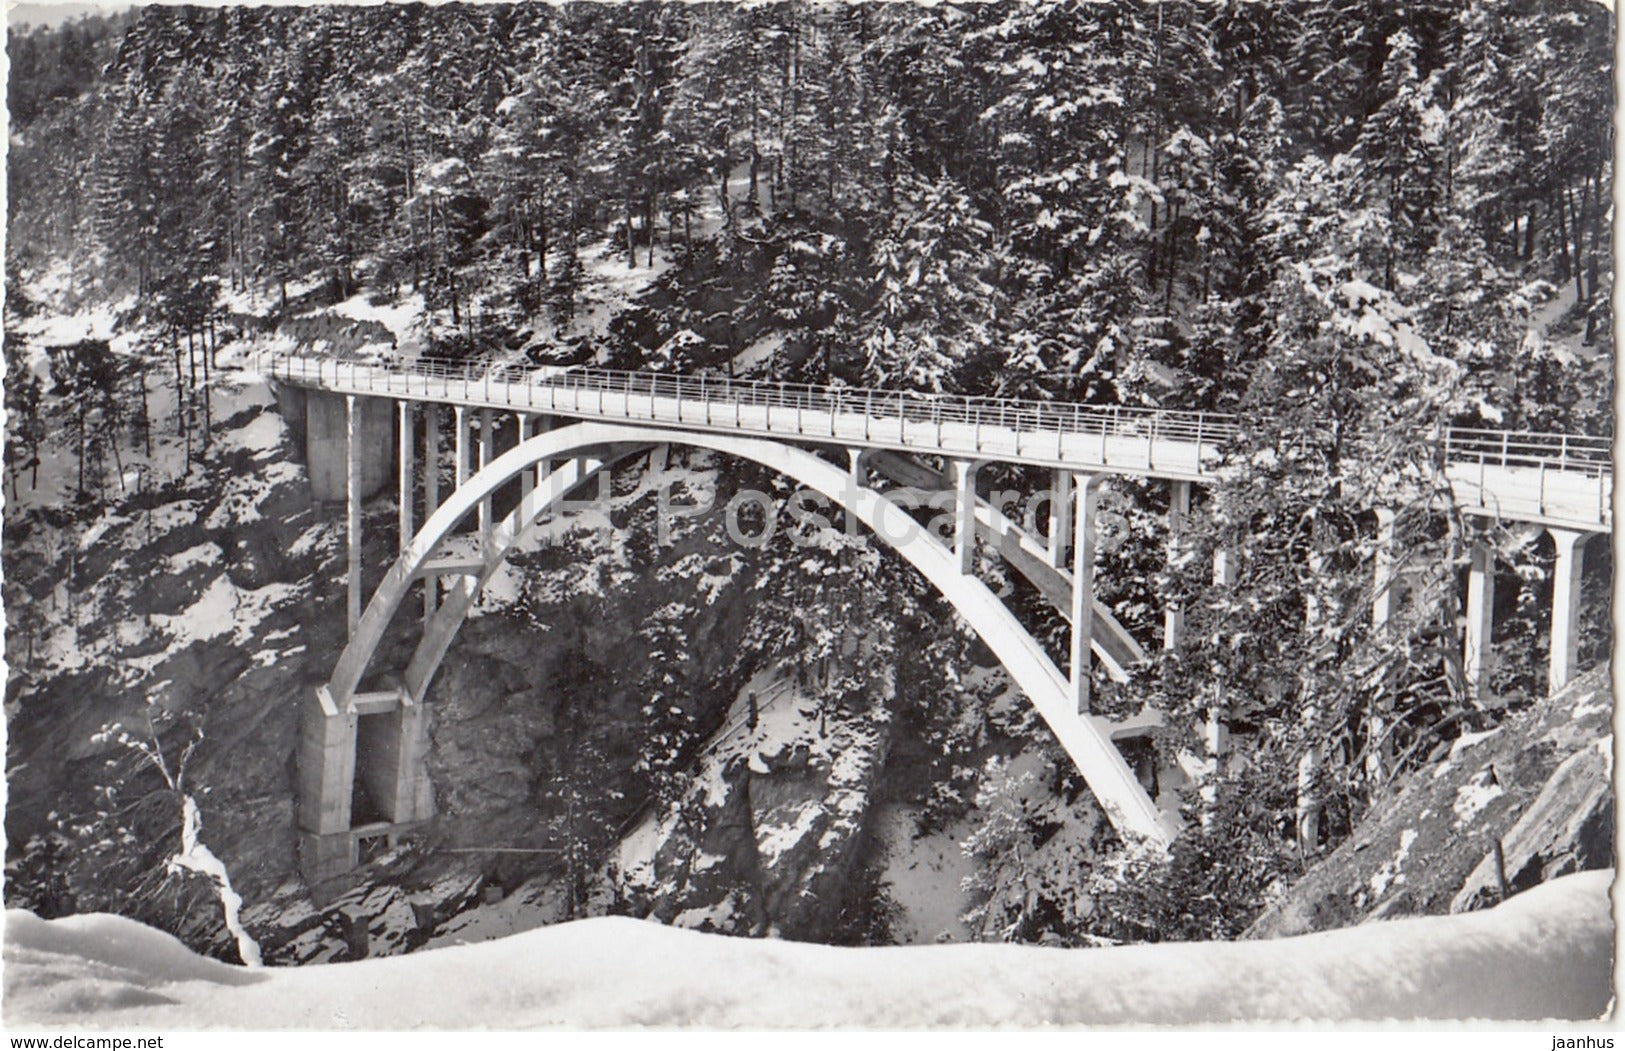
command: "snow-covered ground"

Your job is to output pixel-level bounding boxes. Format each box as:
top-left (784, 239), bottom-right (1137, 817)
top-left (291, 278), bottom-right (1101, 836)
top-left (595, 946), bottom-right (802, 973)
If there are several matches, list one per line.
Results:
top-left (873, 804), bottom-right (976, 944)
top-left (3, 869), bottom-right (1610, 1026)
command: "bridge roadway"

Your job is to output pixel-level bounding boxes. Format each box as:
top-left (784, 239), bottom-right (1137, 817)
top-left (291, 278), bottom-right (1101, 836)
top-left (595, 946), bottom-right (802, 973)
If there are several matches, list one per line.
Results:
top-left (260, 352), bottom-right (1612, 533)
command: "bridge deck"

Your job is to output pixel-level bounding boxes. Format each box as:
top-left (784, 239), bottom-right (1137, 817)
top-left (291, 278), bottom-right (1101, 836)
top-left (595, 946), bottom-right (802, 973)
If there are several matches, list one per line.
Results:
top-left (259, 354), bottom-right (1612, 533)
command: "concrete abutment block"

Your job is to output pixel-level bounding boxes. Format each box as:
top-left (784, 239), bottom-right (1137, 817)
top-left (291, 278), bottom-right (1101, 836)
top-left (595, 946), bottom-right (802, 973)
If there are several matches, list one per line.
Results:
top-left (304, 390), bottom-right (395, 502)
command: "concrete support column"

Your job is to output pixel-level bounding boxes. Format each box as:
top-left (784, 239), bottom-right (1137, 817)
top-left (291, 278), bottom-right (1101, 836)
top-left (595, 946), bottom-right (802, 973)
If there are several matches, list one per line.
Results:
top-left (423, 405), bottom-right (441, 627)
top-left (1068, 473), bottom-right (1100, 714)
top-left (1548, 529), bottom-right (1589, 693)
top-left (298, 689), bottom-right (356, 835)
top-left (345, 395), bottom-right (363, 638)
top-left (453, 406), bottom-right (469, 488)
top-left (1464, 540), bottom-right (1496, 702)
top-left (478, 409), bottom-right (495, 535)
top-left (1047, 468), bottom-right (1073, 570)
top-left (845, 449), bottom-right (870, 536)
top-left (1201, 544), bottom-right (1237, 826)
top-left (953, 460), bottom-right (983, 575)
top-left (452, 406), bottom-right (469, 539)
top-left (397, 401), bottom-right (414, 555)
top-left (517, 415), bottom-right (535, 505)
top-left (394, 700), bottom-right (433, 821)
top-left (534, 414), bottom-right (555, 489)
top-left (1164, 480), bottom-right (1191, 650)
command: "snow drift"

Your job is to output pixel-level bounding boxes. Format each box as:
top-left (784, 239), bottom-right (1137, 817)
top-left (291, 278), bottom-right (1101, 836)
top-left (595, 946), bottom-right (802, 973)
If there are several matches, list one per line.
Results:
top-left (3, 869), bottom-right (1612, 1027)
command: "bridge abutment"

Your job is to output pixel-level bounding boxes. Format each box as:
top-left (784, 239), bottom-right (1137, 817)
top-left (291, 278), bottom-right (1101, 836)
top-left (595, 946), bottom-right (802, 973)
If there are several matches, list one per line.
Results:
top-left (297, 687), bottom-right (359, 885)
top-left (302, 388), bottom-right (394, 502)
top-left (297, 684), bottom-right (432, 889)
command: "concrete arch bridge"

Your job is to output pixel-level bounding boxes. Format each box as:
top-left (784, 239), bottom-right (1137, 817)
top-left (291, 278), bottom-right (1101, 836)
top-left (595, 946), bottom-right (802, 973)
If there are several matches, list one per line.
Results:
top-left (256, 354), bottom-right (1612, 884)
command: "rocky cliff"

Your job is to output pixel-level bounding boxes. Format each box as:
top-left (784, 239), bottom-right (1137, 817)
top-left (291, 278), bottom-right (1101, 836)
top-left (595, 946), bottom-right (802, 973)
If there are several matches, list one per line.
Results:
top-left (1248, 665), bottom-right (1613, 938)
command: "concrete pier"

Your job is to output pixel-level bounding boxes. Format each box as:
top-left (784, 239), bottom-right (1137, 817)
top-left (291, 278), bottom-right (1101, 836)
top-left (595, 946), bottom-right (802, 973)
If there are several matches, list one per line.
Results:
top-left (1069, 473), bottom-right (1100, 714)
top-left (1465, 541), bottom-right (1496, 702)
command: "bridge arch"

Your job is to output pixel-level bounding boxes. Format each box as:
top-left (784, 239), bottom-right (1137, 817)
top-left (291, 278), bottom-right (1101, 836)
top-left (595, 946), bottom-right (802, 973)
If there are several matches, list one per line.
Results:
top-left (301, 420), bottom-right (1170, 880)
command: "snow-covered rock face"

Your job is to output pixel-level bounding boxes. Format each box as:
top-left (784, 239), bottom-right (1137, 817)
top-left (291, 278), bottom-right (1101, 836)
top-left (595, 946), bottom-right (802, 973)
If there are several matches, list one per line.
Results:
top-left (3, 362), bottom-right (362, 961)
top-left (1247, 665), bottom-right (1613, 938)
top-left (609, 663), bottom-right (895, 940)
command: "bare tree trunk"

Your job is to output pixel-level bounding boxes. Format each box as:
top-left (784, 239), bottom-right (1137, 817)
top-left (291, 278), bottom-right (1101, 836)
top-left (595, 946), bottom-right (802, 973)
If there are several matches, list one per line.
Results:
top-left (1553, 192), bottom-right (1572, 284)
top-left (1564, 185), bottom-right (1585, 302)
top-left (173, 343), bottom-right (186, 437)
top-left (625, 192), bottom-right (638, 268)
top-left (141, 370), bottom-right (152, 458)
top-left (76, 395), bottom-right (86, 498)
top-left (1583, 174), bottom-right (1601, 342)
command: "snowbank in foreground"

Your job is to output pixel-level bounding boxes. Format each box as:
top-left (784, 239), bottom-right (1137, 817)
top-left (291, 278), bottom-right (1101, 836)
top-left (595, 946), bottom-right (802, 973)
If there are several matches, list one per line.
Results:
top-left (3, 870), bottom-right (1612, 1027)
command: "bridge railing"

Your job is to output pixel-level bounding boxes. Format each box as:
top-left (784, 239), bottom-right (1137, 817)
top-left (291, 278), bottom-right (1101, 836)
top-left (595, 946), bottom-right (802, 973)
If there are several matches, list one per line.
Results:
top-left (255, 352), bottom-right (1611, 488)
top-left (1443, 426), bottom-right (1612, 473)
top-left (261, 351), bottom-right (1241, 452)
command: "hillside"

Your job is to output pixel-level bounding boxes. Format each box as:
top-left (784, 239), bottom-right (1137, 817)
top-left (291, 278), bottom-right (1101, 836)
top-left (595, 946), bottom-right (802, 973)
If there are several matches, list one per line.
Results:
top-left (1250, 664), bottom-right (1613, 937)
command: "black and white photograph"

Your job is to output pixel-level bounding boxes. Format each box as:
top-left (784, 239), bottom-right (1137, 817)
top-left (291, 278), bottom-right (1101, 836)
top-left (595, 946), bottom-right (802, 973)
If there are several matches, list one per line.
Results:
top-left (0, 0), bottom-right (1616, 1030)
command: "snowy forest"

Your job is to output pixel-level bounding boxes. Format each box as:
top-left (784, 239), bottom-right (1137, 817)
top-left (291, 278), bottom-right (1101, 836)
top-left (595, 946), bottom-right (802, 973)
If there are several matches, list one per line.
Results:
top-left (3, 0), bottom-right (1616, 977)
